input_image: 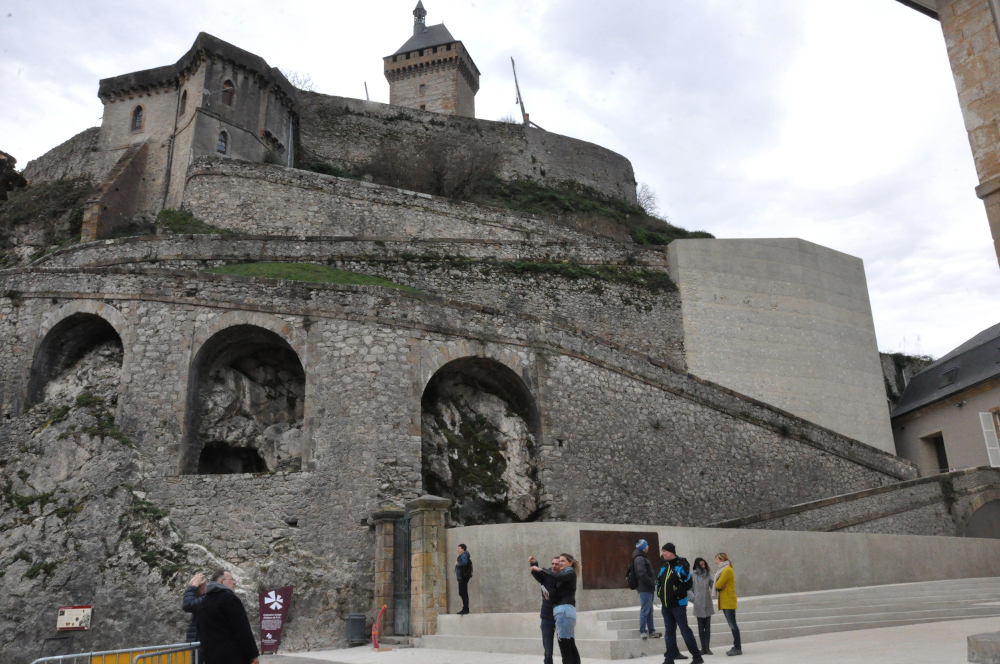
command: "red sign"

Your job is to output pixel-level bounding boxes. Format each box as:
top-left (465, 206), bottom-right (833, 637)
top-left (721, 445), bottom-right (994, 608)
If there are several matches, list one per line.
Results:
top-left (259, 585), bottom-right (293, 652)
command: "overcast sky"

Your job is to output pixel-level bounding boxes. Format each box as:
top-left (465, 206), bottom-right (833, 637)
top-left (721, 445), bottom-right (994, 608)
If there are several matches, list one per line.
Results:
top-left (2, 0), bottom-right (997, 359)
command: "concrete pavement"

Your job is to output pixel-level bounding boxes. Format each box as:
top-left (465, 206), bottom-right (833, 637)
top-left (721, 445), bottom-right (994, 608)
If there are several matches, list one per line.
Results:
top-left (270, 616), bottom-right (1000, 664)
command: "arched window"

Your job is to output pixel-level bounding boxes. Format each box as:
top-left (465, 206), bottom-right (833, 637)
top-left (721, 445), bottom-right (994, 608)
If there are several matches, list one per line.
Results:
top-left (130, 105), bottom-right (144, 132)
top-left (221, 79), bottom-right (235, 106)
top-left (179, 90), bottom-right (187, 116)
top-left (216, 131), bottom-right (228, 155)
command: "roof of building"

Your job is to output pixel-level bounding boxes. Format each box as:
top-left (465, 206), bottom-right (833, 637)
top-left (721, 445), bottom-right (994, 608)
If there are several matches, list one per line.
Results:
top-left (98, 32), bottom-right (297, 106)
top-left (892, 322), bottom-right (1000, 418)
top-left (392, 23), bottom-right (457, 56)
top-left (894, 0), bottom-right (939, 19)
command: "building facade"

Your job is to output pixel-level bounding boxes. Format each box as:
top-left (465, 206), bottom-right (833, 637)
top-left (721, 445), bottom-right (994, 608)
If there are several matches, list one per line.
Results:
top-left (383, 2), bottom-right (480, 117)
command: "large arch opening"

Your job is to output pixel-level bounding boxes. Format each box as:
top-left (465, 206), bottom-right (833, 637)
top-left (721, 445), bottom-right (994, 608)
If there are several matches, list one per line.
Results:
top-left (183, 325), bottom-right (305, 475)
top-left (26, 313), bottom-right (124, 409)
top-left (421, 357), bottom-right (542, 526)
top-left (966, 500), bottom-right (1000, 539)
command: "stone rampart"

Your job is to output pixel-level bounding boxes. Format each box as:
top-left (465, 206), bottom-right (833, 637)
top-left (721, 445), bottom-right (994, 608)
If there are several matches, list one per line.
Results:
top-left (298, 92), bottom-right (637, 203)
top-left (182, 157), bottom-right (610, 242)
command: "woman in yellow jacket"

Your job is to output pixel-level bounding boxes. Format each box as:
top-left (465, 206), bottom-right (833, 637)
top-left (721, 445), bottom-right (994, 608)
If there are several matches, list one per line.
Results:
top-left (714, 553), bottom-right (741, 656)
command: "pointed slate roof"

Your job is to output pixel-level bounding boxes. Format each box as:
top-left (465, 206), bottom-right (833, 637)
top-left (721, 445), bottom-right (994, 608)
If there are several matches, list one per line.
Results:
top-left (393, 23), bottom-right (456, 56)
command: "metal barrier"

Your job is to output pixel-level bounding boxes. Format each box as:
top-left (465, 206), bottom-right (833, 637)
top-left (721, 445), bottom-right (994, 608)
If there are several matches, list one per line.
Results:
top-left (132, 644), bottom-right (200, 664)
top-left (30, 642), bottom-right (197, 664)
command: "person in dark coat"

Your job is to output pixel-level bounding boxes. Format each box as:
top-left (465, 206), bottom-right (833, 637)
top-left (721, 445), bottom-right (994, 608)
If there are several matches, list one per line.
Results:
top-left (455, 544), bottom-right (472, 615)
top-left (633, 540), bottom-right (661, 640)
top-left (657, 543), bottom-right (703, 664)
top-left (530, 555), bottom-right (560, 664)
top-left (195, 570), bottom-right (260, 664)
top-left (182, 572), bottom-right (207, 642)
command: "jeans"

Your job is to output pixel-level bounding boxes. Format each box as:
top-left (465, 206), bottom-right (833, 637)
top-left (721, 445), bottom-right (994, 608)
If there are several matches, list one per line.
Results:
top-left (696, 616), bottom-right (711, 651)
top-left (541, 618), bottom-right (555, 664)
top-left (723, 609), bottom-right (741, 649)
top-left (661, 604), bottom-right (700, 661)
top-left (553, 604), bottom-right (577, 639)
top-left (458, 578), bottom-right (469, 612)
top-left (638, 592), bottom-right (655, 634)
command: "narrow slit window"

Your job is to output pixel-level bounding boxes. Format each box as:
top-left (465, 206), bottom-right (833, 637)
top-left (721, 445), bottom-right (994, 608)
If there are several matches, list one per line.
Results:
top-left (179, 90), bottom-right (187, 116)
top-left (216, 131), bottom-right (228, 155)
top-left (130, 106), bottom-right (144, 132)
top-left (221, 80), bottom-right (235, 106)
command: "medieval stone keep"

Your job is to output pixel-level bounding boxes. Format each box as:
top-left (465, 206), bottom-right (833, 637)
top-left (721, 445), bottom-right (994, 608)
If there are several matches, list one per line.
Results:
top-left (4, 17), bottom-right (1000, 662)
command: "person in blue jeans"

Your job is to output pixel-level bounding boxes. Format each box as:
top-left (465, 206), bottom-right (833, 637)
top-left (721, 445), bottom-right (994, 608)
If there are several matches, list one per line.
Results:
top-left (530, 555), bottom-right (561, 664)
top-left (531, 552), bottom-right (581, 664)
top-left (656, 543), bottom-right (703, 664)
top-left (632, 540), bottom-right (661, 640)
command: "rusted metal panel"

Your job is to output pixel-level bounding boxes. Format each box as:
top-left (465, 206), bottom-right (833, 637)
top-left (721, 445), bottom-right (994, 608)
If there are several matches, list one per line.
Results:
top-left (579, 530), bottom-right (660, 590)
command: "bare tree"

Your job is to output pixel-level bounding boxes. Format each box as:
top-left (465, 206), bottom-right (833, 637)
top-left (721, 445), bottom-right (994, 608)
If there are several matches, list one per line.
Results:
top-left (496, 113), bottom-right (519, 124)
top-left (280, 69), bottom-right (315, 92)
top-left (636, 182), bottom-right (659, 217)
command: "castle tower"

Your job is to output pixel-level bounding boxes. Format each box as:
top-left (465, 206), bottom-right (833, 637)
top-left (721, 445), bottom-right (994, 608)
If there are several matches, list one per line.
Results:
top-left (383, 2), bottom-right (480, 118)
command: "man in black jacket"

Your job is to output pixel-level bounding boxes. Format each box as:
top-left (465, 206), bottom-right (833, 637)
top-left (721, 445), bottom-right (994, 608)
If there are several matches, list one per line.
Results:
top-left (455, 544), bottom-right (472, 615)
top-left (195, 570), bottom-right (260, 664)
top-left (656, 543), bottom-right (703, 664)
top-left (530, 555), bottom-right (560, 664)
top-left (632, 540), bottom-right (661, 640)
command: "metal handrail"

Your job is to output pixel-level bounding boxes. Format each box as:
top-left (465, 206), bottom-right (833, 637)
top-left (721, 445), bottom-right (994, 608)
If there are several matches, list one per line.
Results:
top-left (132, 644), bottom-right (200, 664)
top-left (31, 642), bottom-right (195, 664)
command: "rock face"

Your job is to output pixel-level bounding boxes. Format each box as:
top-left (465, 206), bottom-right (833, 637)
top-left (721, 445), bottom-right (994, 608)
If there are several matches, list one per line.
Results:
top-left (0, 150), bottom-right (27, 202)
top-left (197, 354), bottom-right (305, 474)
top-left (422, 372), bottom-right (541, 526)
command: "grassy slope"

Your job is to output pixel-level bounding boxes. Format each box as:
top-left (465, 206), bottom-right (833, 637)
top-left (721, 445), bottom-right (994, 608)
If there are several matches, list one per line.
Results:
top-left (207, 262), bottom-right (421, 292)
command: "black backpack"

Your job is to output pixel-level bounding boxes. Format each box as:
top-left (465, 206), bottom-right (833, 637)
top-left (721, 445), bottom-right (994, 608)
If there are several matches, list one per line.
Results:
top-left (464, 557), bottom-right (474, 580)
top-left (626, 558), bottom-right (639, 590)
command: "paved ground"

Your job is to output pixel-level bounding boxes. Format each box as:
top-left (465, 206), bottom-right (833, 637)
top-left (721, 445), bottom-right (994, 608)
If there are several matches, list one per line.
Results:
top-left (266, 616), bottom-right (1000, 664)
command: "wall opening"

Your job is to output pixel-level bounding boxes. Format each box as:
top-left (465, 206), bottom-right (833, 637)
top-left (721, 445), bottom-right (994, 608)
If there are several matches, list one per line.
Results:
top-left (26, 313), bottom-right (123, 409)
top-left (183, 325), bottom-right (305, 475)
top-left (216, 131), bottom-right (228, 155)
top-left (966, 500), bottom-right (1000, 539)
top-left (221, 80), bottom-right (235, 106)
top-left (421, 357), bottom-right (542, 526)
top-left (131, 106), bottom-right (144, 132)
top-left (180, 90), bottom-right (188, 116)
top-left (920, 433), bottom-right (949, 474)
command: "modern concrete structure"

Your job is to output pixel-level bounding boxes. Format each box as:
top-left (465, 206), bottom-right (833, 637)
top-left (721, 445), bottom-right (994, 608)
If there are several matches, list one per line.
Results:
top-left (666, 238), bottom-right (894, 453)
top-left (892, 323), bottom-right (1000, 478)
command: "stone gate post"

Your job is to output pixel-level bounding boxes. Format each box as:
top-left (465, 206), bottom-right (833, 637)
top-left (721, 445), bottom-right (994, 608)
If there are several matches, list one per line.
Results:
top-left (405, 494), bottom-right (452, 637)
top-left (371, 506), bottom-right (405, 635)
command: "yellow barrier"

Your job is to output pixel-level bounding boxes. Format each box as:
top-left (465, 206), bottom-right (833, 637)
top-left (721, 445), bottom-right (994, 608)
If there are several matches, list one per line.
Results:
top-left (91, 648), bottom-right (193, 664)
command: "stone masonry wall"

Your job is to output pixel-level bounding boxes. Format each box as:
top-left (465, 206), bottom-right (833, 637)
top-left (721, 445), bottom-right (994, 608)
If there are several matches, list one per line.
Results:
top-left (22, 128), bottom-right (120, 186)
top-left (297, 92), bottom-right (637, 203)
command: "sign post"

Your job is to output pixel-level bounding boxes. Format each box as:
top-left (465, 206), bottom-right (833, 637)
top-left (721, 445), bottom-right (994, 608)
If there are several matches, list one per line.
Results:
top-left (258, 585), bottom-right (293, 653)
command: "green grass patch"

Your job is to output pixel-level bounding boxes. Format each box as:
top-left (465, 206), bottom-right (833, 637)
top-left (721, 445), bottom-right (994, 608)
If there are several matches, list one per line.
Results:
top-left (24, 560), bottom-right (58, 579)
top-left (156, 209), bottom-right (231, 235)
top-left (13, 551), bottom-right (31, 564)
top-left (208, 262), bottom-right (421, 291)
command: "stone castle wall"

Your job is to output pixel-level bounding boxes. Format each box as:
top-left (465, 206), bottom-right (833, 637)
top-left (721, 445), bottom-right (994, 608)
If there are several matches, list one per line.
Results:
top-left (297, 92), bottom-right (637, 203)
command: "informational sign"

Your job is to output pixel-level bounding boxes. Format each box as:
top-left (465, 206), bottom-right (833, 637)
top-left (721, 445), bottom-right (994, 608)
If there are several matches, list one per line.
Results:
top-left (579, 530), bottom-right (660, 590)
top-left (56, 606), bottom-right (92, 631)
top-left (258, 585), bottom-right (293, 653)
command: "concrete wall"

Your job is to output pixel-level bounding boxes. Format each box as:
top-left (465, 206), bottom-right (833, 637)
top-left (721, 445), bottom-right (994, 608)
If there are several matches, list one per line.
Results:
top-left (667, 238), bottom-right (894, 453)
top-left (445, 521), bottom-right (1000, 614)
top-left (893, 378), bottom-right (1000, 474)
top-left (297, 92), bottom-right (637, 203)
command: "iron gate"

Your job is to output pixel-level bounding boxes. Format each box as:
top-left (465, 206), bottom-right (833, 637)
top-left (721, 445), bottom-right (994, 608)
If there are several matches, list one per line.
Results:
top-left (393, 513), bottom-right (411, 635)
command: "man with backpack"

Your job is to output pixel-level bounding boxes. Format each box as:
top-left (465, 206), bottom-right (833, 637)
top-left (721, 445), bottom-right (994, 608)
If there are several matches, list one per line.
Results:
top-left (628, 539), bottom-right (661, 640)
top-left (656, 543), bottom-right (703, 664)
top-left (455, 543), bottom-right (473, 615)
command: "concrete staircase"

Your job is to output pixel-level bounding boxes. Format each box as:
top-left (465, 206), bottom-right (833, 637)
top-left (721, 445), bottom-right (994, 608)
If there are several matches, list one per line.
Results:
top-left (424, 577), bottom-right (1000, 659)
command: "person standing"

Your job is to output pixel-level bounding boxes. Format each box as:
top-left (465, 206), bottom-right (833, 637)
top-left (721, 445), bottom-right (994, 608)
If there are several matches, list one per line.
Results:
top-left (182, 572), bottom-right (207, 644)
top-left (531, 552), bottom-right (581, 664)
top-left (529, 555), bottom-right (560, 664)
top-left (194, 570), bottom-right (259, 664)
top-left (690, 558), bottom-right (714, 656)
top-left (714, 553), bottom-right (741, 656)
top-left (456, 543), bottom-right (473, 615)
top-left (656, 543), bottom-right (703, 664)
top-left (632, 540), bottom-right (661, 640)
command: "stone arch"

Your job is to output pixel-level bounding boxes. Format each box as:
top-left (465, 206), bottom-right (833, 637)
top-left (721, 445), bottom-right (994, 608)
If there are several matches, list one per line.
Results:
top-left (420, 349), bottom-right (543, 526)
top-left (960, 490), bottom-right (1000, 539)
top-left (182, 315), bottom-right (307, 475)
top-left (25, 301), bottom-right (130, 409)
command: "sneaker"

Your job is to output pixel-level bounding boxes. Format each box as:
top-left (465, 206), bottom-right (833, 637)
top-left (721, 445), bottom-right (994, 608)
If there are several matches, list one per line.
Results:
top-left (702, 648), bottom-right (713, 655)
top-left (726, 648), bottom-right (742, 656)
top-left (641, 632), bottom-right (649, 640)
top-left (651, 632), bottom-right (663, 639)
